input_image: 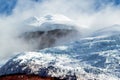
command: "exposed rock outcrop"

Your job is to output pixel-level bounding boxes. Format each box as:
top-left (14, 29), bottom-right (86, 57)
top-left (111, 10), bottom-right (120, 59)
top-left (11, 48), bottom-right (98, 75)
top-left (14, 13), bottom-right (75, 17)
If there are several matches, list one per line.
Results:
top-left (21, 29), bottom-right (77, 49)
top-left (0, 74), bottom-right (59, 80)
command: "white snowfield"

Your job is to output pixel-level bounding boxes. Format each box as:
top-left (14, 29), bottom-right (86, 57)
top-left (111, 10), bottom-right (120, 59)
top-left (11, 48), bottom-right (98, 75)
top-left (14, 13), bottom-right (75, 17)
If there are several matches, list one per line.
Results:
top-left (23, 14), bottom-right (76, 32)
top-left (0, 15), bottom-right (120, 80)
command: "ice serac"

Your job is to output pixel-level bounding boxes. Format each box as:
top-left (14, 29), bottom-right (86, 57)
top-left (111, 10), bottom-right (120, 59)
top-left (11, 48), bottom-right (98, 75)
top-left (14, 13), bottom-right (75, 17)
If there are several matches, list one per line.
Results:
top-left (0, 25), bottom-right (120, 80)
top-left (20, 14), bottom-right (79, 49)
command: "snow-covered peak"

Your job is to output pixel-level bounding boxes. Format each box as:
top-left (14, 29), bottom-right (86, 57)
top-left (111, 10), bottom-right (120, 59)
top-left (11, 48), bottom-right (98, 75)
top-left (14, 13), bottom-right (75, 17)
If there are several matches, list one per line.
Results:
top-left (25, 14), bottom-right (72, 25)
top-left (43, 14), bottom-right (72, 22)
top-left (23, 14), bottom-right (76, 32)
top-left (26, 16), bottom-right (40, 23)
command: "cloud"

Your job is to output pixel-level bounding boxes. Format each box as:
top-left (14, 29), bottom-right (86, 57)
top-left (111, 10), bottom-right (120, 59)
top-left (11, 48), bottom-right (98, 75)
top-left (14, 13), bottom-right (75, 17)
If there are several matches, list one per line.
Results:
top-left (11, 0), bottom-right (120, 28)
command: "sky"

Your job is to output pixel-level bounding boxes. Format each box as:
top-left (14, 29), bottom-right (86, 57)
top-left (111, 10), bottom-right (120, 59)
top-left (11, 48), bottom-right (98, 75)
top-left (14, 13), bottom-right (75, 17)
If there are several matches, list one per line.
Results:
top-left (1, 0), bottom-right (120, 66)
top-left (0, 0), bottom-right (120, 15)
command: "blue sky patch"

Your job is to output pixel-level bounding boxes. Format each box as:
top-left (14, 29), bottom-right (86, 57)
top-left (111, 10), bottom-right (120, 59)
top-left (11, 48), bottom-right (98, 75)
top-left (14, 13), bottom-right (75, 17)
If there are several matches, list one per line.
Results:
top-left (0, 0), bottom-right (120, 15)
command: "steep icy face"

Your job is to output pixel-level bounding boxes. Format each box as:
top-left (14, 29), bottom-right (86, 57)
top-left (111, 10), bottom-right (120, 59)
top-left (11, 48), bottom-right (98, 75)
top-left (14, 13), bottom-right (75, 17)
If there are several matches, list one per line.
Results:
top-left (0, 26), bottom-right (120, 80)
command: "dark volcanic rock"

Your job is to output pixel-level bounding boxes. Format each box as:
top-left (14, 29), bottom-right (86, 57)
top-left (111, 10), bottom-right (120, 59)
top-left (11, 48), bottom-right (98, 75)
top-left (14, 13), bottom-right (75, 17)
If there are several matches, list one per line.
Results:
top-left (0, 74), bottom-right (60, 80)
top-left (21, 29), bottom-right (78, 49)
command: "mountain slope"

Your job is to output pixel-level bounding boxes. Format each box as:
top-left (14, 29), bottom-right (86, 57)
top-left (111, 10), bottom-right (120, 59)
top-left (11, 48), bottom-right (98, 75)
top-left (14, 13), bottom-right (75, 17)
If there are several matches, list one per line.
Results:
top-left (0, 25), bottom-right (120, 80)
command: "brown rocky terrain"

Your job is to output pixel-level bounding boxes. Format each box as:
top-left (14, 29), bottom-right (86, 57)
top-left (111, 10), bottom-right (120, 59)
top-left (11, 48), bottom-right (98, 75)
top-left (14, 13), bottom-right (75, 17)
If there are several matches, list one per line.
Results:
top-left (0, 74), bottom-right (63, 80)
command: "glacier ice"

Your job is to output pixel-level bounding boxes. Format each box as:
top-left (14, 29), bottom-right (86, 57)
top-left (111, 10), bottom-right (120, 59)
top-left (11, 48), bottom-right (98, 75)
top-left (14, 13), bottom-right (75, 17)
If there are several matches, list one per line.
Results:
top-left (0, 16), bottom-right (120, 80)
top-left (0, 25), bottom-right (120, 80)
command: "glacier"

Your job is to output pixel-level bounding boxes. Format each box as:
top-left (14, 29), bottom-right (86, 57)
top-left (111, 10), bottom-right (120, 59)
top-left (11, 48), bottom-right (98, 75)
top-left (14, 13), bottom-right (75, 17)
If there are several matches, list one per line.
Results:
top-left (0, 25), bottom-right (120, 80)
top-left (0, 15), bottom-right (120, 80)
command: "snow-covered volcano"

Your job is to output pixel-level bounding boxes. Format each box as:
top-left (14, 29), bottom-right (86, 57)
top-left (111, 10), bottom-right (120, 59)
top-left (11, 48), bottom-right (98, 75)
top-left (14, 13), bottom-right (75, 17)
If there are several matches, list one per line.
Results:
top-left (0, 25), bottom-right (120, 80)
